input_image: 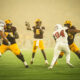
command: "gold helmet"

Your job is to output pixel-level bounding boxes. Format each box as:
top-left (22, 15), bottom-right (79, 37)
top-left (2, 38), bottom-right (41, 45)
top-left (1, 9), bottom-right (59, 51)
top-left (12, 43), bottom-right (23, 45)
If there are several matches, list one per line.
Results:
top-left (35, 19), bottom-right (41, 23)
top-left (35, 19), bottom-right (42, 26)
top-left (5, 19), bottom-right (12, 24)
top-left (64, 20), bottom-right (72, 27)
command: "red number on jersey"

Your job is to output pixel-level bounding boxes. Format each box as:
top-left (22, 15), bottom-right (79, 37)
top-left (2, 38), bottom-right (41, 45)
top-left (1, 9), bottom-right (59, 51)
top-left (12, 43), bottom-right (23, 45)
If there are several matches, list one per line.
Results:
top-left (54, 32), bottom-right (60, 38)
top-left (54, 30), bottom-right (65, 38)
top-left (60, 30), bottom-right (65, 37)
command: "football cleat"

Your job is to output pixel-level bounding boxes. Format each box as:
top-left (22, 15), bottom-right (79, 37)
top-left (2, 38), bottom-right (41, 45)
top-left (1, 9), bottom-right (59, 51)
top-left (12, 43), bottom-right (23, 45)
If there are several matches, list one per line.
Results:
top-left (67, 62), bottom-right (74, 68)
top-left (25, 65), bottom-right (29, 68)
top-left (30, 60), bottom-right (33, 64)
top-left (24, 61), bottom-right (29, 68)
top-left (45, 60), bottom-right (49, 65)
top-left (48, 66), bottom-right (53, 69)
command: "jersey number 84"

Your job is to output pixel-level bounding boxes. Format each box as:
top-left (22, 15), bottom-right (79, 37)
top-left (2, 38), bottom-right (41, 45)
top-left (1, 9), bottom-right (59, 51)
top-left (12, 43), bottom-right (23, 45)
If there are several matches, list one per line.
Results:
top-left (54, 30), bottom-right (65, 39)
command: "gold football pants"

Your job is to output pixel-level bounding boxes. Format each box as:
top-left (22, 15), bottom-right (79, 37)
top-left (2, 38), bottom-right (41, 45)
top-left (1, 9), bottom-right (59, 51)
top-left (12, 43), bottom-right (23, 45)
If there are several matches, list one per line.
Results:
top-left (0, 43), bottom-right (21, 55)
top-left (33, 40), bottom-right (44, 53)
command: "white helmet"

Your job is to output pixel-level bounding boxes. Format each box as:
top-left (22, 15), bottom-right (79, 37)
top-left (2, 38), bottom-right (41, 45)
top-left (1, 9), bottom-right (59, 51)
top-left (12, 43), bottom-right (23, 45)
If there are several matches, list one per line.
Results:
top-left (0, 20), bottom-right (5, 27)
top-left (55, 24), bottom-right (62, 30)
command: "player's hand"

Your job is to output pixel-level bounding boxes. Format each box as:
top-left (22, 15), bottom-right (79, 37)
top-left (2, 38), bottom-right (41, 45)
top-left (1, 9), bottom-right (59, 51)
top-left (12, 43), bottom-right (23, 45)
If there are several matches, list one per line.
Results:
top-left (25, 21), bottom-right (30, 27)
top-left (25, 21), bottom-right (31, 30)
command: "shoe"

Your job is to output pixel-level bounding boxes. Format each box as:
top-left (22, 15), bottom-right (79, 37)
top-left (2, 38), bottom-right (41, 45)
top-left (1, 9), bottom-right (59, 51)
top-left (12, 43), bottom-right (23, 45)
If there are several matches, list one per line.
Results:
top-left (24, 61), bottom-right (29, 68)
top-left (48, 66), bottom-right (53, 69)
top-left (67, 62), bottom-right (74, 68)
top-left (25, 65), bottom-right (29, 68)
top-left (45, 60), bottom-right (49, 65)
top-left (30, 60), bottom-right (33, 64)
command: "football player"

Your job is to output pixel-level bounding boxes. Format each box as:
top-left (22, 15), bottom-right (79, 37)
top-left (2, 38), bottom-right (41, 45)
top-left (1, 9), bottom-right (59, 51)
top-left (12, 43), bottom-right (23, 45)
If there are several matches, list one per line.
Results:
top-left (49, 24), bottom-right (73, 69)
top-left (59, 20), bottom-right (80, 59)
top-left (25, 19), bottom-right (49, 64)
top-left (0, 19), bottom-right (29, 68)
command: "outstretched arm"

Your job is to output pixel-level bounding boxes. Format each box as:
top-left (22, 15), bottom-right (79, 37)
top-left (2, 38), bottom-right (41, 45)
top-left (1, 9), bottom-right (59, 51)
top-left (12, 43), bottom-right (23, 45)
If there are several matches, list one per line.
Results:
top-left (68, 29), bottom-right (80, 34)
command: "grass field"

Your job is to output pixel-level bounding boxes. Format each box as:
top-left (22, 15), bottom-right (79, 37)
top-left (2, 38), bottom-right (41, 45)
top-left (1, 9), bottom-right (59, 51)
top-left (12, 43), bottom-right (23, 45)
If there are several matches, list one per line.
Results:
top-left (0, 48), bottom-right (80, 80)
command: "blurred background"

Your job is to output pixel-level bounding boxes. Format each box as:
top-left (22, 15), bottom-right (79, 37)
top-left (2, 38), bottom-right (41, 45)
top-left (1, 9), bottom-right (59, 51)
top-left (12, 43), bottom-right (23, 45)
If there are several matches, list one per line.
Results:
top-left (0, 0), bottom-right (80, 49)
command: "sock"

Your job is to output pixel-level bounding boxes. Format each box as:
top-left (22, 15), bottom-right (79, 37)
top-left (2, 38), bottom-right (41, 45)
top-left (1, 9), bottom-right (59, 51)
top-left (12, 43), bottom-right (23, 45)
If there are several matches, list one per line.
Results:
top-left (41, 50), bottom-right (47, 60)
top-left (31, 52), bottom-right (35, 61)
top-left (16, 53), bottom-right (25, 62)
top-left (24, 61), bottom-right (28, 66)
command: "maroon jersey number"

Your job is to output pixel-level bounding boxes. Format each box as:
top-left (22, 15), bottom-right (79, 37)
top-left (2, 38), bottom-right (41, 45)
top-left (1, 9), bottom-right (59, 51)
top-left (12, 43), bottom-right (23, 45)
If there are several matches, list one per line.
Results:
top-left (54, 30), bottom-right (65, 38)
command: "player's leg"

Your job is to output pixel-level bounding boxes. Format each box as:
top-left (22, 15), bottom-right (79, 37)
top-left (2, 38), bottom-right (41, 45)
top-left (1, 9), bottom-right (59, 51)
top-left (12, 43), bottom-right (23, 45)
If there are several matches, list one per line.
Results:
top-left (16, 53), bottom-right (28, 68)
top-left (31, 41), bottom-right (37, 64)
top-left (48, 48), bottom-right (60, 69)
top-left (65, 44), bottom-right (73, 67)
top-left (75, 50), bottom-right (80, 58)
top-left (0, 44), bottom-right (2, 56)
top-left (0, 44), bottom-right (8, 56)
top-left (39, 40), bottom-right (48, 64)
top-left (66, 52), bottom-right (73, 68)
top-left (54, 51), bottom-right (64, 65)
top-left (41, 50), bottom-right (49, 64)
top-left (10, 43), bottom-right (29, 68)
top-left (69, 43), bottom-right (80, 58)
top-left (59, 52), bottom-right (64, 58)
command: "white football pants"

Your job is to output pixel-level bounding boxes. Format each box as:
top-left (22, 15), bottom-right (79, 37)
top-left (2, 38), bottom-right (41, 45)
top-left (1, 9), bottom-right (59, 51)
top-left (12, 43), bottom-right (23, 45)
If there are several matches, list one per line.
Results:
top-left (50, 42), bottom-right (70, 67)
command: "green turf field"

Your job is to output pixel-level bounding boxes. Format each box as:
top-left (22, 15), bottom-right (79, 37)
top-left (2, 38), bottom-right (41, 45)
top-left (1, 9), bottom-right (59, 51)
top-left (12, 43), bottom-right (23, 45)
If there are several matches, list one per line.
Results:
top-left (0, 48), bottom-right (80, 80)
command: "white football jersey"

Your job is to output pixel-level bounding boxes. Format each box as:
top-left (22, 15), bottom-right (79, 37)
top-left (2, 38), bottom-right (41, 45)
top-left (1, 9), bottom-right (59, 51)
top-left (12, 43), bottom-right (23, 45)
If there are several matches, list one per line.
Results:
top-left (0, 25), bottom-right (5, 44)
top-left (0, 20), bottom-right (5, 32)
top-left (53, 27), bottom-right (68, 43)
top-left (0, 26), bottom-right (4, 32)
